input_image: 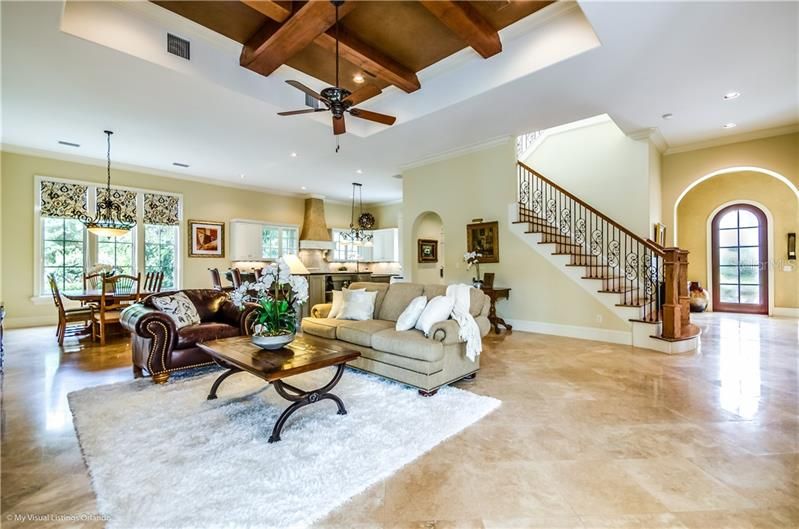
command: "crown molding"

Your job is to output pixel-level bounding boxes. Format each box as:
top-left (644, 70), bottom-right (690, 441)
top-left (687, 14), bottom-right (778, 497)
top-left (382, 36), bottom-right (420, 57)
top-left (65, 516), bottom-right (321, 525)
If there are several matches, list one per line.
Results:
top-left (664, 123), bottom-right (799, 155)
top-left (399, 136), bottom-right (514, 171)
top-left (628, 127), bottom-right (668, 153)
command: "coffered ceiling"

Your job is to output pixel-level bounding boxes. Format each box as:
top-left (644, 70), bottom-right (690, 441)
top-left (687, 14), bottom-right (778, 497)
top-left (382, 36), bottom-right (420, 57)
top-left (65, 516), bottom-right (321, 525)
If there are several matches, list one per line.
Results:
top-left (153, 1), bottom-right (553, 96)
top-left (1, 1), bottom-right (797, 204)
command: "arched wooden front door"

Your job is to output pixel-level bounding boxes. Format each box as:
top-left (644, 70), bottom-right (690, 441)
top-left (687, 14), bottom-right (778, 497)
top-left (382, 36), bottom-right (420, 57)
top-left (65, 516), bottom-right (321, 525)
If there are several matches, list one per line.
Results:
top-left (711, 204), bottom-right (768, 314)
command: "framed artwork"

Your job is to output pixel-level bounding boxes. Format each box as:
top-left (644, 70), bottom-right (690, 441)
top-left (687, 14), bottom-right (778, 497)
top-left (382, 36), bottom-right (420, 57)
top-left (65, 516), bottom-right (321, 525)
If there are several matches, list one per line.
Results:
top-left (188, 220), bottom-right (225, 258)
top-left (653, 223), bottom-right (667, 247)
top-left (417, 239), bottom-right (438, 263)
top-left (466, 221), bottom-right (499, 263)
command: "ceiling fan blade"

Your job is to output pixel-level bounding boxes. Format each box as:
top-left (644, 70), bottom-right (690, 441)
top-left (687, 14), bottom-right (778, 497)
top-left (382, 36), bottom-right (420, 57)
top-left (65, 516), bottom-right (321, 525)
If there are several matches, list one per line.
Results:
top-left (285, 80), bottom-right (326, 102)
top-left (333, 115), bottom-right (346, 135)
top-left (348, 108), bottom-right (396, 126)
top-left (343, 84), bottom-right (381, 106)
top-left (278, 108), bottom-right (328, 116)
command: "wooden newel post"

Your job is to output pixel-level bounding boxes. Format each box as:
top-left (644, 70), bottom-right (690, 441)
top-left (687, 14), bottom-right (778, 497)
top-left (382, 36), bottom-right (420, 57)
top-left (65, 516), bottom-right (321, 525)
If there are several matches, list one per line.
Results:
top-left (662, 248), bottom-right (682, 339)
top-left (678, 250), bottom-right (690, 328)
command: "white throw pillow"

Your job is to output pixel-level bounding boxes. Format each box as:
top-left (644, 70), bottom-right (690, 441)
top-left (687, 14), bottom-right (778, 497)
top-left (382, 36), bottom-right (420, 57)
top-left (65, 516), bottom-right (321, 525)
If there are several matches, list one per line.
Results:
top-left (395, 296), bottom-right (428, 331)
top-left (336, 290), bottom-right (377, 321)
top-left (151, 292), bottom-right (201, 329)
top-left (415, 295), bottom-right (455, 336)
top-left (328, 288), bottom-right (364, 319)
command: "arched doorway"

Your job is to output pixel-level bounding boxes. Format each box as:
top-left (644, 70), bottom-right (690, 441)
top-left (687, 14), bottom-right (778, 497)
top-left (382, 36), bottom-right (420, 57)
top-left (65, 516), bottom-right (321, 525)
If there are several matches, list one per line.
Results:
top-left (711, 203), bottom-right (769, 314)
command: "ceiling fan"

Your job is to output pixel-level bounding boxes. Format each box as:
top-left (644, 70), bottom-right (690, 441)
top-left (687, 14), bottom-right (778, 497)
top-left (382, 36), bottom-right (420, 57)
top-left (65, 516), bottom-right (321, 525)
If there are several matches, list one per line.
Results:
top-left (277, 0), bottom-right (396, 137)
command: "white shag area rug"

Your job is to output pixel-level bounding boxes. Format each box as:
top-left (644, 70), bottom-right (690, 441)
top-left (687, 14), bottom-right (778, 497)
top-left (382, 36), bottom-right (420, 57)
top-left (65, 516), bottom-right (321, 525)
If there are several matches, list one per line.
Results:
top-left (68, 367), bottom-right (500, 529)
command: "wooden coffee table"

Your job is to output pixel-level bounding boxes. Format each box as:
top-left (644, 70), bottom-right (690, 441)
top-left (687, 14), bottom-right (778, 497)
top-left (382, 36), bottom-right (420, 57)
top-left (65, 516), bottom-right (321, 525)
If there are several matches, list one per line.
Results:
top-left (196, 335), bottom-right (360, 443)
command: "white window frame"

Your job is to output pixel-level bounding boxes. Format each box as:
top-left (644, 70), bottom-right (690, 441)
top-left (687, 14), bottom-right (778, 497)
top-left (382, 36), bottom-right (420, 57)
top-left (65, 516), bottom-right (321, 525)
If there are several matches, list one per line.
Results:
top-left (261, 224), bottom-right (300, 259)
top-left (33, 175), bottom-right (183, 301)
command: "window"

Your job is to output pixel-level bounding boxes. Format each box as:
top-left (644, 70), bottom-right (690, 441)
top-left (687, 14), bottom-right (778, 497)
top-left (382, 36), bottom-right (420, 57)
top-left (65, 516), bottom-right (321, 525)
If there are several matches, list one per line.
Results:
top-left (97, 229), bottom-right (135, 276)
top-left (36, 177), bottom-right (182, 297)
top-left (42, 217), bottom-right (86, 292)
top-left (261, 225), bottom-right (299, 259)
top-left (331, 229), bottom-right (362, 262)
top-left (144, 225), bottom-right (178, 289)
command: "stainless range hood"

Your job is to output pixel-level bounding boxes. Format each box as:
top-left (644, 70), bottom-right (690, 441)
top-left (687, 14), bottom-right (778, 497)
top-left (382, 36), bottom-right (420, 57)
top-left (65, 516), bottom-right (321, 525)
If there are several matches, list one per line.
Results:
top-left (299, 196), bottom-right (333, 250)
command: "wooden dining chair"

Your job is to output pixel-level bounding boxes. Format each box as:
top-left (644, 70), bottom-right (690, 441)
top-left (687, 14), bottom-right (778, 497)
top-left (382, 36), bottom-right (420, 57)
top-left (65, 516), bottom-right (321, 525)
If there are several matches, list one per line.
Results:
top-left (229, 268), bottom-right (242, 288)
top-left (144, 271), bottom-right (164, 293)
top-left (48, 274), bottom-right (94, 346)
top-left (93, 273), bottom-right (141, 345)
top-left (209, 268), bottom-right (222, 290)
top-left (82, 272), bottom-right (106, 307)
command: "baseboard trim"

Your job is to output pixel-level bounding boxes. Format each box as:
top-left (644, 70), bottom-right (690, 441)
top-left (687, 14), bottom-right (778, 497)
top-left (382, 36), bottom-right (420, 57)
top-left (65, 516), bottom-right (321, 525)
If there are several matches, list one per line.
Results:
top-left (506, 318), bottom-right (633, 346)
top-left (5, 315), bottom-right (57, 329)
top-left (773, 307), bottom-right (799, 318)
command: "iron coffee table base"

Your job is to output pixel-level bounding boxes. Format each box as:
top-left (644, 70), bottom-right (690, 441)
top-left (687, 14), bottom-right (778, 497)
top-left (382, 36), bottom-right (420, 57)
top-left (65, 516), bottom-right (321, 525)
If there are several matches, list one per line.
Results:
top-left (207, 363), bottom-right (348, 443)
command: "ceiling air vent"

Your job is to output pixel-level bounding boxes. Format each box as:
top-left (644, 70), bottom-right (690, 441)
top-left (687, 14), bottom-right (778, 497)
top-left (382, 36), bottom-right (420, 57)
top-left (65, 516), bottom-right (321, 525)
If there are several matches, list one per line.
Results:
top-left (305, 94), bottom-right (320, 109)
top-left (167, 33), bottom-right (190, 60)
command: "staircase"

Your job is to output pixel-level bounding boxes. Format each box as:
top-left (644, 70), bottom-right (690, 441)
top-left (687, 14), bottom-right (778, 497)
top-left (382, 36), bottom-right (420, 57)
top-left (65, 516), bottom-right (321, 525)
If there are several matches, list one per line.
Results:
top-left (511, 161), bottom-right (699, 354)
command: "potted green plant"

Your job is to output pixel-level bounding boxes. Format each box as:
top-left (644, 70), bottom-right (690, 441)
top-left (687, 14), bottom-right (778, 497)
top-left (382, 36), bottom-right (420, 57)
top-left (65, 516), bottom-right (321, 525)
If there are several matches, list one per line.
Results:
top-left (230, 257), bottom-right (309, 350)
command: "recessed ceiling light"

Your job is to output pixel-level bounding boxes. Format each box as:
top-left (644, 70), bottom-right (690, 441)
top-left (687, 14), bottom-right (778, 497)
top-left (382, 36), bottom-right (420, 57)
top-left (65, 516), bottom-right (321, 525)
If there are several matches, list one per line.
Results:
top-left (353, 73), bottom-right (365, 84)
top-left (58, 140), bottom-right (80, 148)
top-left (661, 113), bottom-right (673, 120)
top-left (723, 91), bottom-right (741, 101)
top-left (301, 186), bottom-right (307, 190)
top-left (356, 169), bottom-right (363, 174)
top-left (172, 162), bottom-right (190, 168)
top-left (240, 173), bottom-right (245, 179)
top-left (290, 152), bottom-right (297, 157)
top-left (723, 122), bottom-right (737, 129)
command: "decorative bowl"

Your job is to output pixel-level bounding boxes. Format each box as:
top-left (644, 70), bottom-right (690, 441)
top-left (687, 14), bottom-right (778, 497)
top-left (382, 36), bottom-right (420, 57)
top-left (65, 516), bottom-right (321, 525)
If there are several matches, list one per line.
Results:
top-left (251, 333), bottom-right (295, 350)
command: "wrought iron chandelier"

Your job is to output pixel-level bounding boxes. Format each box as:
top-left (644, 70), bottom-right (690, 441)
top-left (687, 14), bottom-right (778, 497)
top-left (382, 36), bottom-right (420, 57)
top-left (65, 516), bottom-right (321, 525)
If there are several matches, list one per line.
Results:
top-left (80, 130), bottom-right (135, 237)
top-left (341, 182), bottom-right (374, 247)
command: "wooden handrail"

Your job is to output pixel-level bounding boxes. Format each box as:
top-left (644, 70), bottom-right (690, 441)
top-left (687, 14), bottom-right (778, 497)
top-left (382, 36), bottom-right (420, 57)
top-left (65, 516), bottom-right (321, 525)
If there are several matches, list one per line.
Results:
top-left (517, 161), bottom-right (664, 256)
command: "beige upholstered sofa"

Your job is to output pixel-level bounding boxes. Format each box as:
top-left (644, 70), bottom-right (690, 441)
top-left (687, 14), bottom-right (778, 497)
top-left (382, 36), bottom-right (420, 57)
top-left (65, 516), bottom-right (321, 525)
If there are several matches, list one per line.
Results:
top-left (300, 282), bottom-right (491, 395)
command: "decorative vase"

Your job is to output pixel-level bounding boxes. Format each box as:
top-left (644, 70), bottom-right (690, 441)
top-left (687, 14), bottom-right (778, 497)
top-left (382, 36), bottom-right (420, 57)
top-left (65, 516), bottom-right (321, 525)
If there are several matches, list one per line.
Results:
top-left (688, 281), bottom-right (709, 313)
top-left (472, 279), bottom-right (484, 289)
top-left (251, 333), bottom-right (296, 350)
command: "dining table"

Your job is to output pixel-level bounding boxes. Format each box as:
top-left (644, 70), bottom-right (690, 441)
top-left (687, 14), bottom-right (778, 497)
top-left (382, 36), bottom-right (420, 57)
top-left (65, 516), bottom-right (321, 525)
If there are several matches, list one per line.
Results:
top-left (61, 289), bottom-right (168, 304)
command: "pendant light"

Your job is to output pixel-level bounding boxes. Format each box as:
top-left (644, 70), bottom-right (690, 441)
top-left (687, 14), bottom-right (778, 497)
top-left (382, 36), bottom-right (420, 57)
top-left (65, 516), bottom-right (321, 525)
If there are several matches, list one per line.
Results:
top-left (341, 182), bottom-right (374, 247)
top-left (80, 130), bottom-right (135, 237)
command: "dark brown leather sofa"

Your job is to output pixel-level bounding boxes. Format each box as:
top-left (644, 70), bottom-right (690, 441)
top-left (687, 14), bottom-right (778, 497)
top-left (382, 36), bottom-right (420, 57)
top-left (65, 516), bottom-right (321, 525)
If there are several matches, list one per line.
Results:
top-left (120, 289), bottom-right (256, 384)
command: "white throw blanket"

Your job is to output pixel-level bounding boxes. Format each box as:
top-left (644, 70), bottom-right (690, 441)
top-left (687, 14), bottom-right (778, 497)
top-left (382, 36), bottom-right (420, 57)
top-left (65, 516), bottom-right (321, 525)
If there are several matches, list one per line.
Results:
top-left (446, 284), bottom-right (483, 361)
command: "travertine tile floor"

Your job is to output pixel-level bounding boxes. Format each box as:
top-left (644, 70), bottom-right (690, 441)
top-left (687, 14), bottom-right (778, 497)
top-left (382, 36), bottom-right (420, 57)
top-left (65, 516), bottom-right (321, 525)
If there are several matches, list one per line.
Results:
top-left (1, 313), bottom-right (797, 528)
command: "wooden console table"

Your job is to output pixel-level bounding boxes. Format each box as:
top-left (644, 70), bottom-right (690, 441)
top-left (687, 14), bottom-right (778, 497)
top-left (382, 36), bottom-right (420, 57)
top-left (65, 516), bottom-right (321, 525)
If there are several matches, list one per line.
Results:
top-left (480, 287), bottom-right (512, 334)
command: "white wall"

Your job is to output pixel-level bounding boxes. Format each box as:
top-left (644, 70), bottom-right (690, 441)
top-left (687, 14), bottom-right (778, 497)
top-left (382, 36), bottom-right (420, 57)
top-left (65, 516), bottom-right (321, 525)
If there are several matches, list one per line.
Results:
top-left (522, 116), bottom-right (654, 238)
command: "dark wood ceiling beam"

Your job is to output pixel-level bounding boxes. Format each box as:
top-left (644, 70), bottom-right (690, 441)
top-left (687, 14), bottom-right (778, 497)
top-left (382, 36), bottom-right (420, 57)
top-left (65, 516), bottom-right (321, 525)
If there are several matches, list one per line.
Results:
top-left (241, 0), bottom-right (292, 23)
top-left (241, 1), bottom-right (357, 76)
top-left (419, 0), bottom-right (502, 59)
top-left (315, 28), bottom-right (421, 93)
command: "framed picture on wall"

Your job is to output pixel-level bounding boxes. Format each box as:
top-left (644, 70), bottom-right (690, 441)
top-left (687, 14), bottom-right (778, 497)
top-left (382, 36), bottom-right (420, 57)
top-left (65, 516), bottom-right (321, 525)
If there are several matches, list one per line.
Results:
top-left (188, 220), bottom-right (225, 258)
top-left (417, 239), bottom-right (438, 263)
top-left (466, 221), bottom-right (499, 263)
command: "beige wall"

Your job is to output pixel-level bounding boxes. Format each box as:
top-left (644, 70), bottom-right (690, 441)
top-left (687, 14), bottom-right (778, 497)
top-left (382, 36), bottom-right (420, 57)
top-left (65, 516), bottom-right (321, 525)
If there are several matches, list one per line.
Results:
top-left (402, 140), bottom-right (629, 332)
top-left (0, 150), bottom-right (388, 328)
top-left (371, 202), bottom-right (401, 229)
top-left (523, 118), bottom-right (655, 238)
top-left (662, 132), bottom-right (799, 246)
top-left (677, 171), bottom-right (798, 309)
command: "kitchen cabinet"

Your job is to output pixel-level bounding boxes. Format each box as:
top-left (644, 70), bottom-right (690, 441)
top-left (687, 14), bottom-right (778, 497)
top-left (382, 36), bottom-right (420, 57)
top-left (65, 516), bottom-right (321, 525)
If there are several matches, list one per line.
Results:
top-left (230, 220), bottom-right (263, 261)
top-left (371, 228), bottom-right (399, 262)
